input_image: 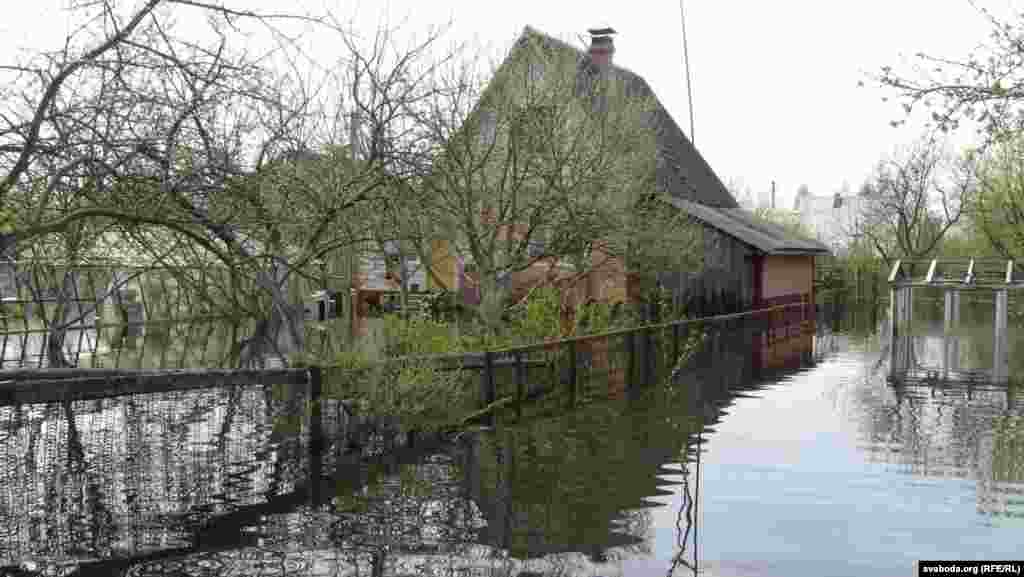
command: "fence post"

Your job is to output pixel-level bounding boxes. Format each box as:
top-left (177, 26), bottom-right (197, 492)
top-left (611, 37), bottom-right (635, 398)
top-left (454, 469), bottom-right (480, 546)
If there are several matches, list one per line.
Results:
top-left (672, 323), bottom-right (680, 367)
top-left (307, 365), bottom-right (323, 503)
top-left (871, 268), bottom-right (878, 304)
top-left (889, 285), bottom-right (897, 341)
top-left (644, 326), bottom-right (654, 385)
top-left (480, 352), bottom-right (495, 426)
top-left (567, 340), bottom-right (577, 408)
top-left (994, 289), bottom-right (1009, 383)
top-left (626, 331), bottom-right (636, 391)
top-left (944, 289), bottom-right (957, 334)
top-left (515, 351), bottom-right (526, 422)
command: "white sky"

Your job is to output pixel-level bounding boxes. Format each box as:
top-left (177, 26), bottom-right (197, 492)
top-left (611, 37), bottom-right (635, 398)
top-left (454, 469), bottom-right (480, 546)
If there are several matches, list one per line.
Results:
top-left (1, 0), bottom-right (1008, 210)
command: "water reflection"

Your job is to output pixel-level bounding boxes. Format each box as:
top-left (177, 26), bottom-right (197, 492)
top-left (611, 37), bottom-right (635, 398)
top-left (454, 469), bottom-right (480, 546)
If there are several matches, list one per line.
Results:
top-left (0, 321), bottom-right (259, 369)
top-left (3, 303), bottom-right (1023, 576)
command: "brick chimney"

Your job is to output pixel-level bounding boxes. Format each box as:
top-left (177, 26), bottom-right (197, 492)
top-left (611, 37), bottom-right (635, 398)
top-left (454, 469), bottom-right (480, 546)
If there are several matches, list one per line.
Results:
top-left (587, 27), bottom-right (616, 67)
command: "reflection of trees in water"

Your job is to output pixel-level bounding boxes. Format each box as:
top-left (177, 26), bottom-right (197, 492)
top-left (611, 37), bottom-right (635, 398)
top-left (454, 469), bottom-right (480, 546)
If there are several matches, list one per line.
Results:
top-left (2, 319), bottom-right (826, 576)
top-left (859, 356), bottom-right (1024, 519)
top-left (0, 385), bottom-right (310, 568)
top-left (874, 294), bottom-right (1024, 519)
top-left (465, 411), bottom-right (679, 564)
top-left (817, 302), bottom-right (882, 341)
top-left (0, 321), bottom-right (262, 370)
top-left (666, 437), bottom-right (698, 577)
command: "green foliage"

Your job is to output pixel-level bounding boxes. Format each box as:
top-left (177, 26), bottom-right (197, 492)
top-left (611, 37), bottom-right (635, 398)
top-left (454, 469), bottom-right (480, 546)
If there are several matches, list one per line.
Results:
top-left (504, 286), bottom-right (563, 342)
top-left (663, 327), bottom-right (709, 394)
top-left (970, 136), bottom-right (1024, 260)
top-left (937, 228), bottom-right (1001, 259)
top-left (325, 315), bottom-right (476, 430)
top-left (751, 207), bottom-right (815, 241)
top-left (0, 208), bottom-right (13, 235)
top-left (322, 284), bottom-right (705, 430)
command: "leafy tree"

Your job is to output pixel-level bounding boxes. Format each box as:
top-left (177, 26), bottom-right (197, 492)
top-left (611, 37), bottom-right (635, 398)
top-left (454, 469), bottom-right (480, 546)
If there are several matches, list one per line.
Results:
top-left (388, 33), bottom-right (702, 333)
top-left (966, 135), bottom-right (1024, 259)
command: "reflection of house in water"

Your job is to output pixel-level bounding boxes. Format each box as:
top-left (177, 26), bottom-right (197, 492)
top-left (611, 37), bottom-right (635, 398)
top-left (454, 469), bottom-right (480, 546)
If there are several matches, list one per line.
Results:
top-left (460, 318), bottom-right (818, 565)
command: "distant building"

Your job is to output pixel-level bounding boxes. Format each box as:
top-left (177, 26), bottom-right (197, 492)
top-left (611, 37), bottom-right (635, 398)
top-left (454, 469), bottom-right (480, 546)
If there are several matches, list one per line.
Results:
top-left (795, 192), bottom-right (874, 256)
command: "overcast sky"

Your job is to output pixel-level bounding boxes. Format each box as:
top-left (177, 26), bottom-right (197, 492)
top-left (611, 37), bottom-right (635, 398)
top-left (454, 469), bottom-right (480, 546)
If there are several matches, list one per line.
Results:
top-left (2, 0), bottom-right (1005, 210)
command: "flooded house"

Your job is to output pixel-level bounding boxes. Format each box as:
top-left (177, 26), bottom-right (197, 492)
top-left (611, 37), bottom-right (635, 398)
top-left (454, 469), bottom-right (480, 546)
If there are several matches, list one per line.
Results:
top-left (426, 25), bottom-right (830, 321)
top-left (342, 25), bottom-right (830, 342)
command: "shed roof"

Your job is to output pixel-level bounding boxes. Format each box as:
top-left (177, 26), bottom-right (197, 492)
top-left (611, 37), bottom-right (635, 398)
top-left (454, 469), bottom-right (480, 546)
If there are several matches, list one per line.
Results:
top-left (669, 198), bottom-right (832, 256)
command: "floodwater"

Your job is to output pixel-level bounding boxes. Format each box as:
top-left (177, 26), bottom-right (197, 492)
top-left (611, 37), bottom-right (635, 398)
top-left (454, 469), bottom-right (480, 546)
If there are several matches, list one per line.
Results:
top-left (1, 301), bottom-right (1022, 576)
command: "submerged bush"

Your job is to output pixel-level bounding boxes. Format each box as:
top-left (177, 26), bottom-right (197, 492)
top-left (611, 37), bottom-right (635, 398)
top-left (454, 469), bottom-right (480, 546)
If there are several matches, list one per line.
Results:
top-left (323, 285), bottom-right (709, 430)
top-left (325, 315), bottom-right (477, 430)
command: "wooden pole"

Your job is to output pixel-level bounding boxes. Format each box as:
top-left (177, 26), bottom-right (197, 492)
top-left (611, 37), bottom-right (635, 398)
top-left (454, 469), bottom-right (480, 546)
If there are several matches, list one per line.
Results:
top-left (855, 267), bottom-right (861, 303)
top-left (480, 352), bottom-right (495, 426)
top-left (944, 289), bottom-right (955, 334)
top-left (307, 366), bottom-right (323, 504)
top-left (567, 340), bottom-right (577, 408)
top-left (626, 331), bottom-right (636, 391)
top-left (643, 327), bottom-right (651, 385)
top-left (515, 352), bottom-right (525, 422)
top-left (889, 285), bottom-right (899, 376)
top-left (672, 323), bottom-right (680, 367)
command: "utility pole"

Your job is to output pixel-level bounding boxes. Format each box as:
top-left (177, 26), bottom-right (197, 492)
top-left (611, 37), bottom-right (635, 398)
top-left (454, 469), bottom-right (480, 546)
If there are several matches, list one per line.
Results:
top-left (679, 0), bottom-right (695, 144)
top-left (771, 180), bottom-right (776, 210)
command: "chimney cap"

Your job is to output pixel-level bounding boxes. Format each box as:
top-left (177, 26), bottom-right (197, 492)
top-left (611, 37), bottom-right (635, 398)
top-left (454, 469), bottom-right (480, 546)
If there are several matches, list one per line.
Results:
top-left (587, 27), bottom-right (617, 37)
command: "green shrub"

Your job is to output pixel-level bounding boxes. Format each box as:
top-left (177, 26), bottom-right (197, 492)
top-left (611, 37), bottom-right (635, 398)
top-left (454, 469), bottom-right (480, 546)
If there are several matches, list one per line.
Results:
top-left (325, 315), bottom-right (477, 430)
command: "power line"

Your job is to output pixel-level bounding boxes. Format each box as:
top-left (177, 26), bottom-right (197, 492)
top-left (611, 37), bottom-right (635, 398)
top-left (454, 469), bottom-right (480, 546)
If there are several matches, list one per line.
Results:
top-left (679, 0), bottom-right (695, 145)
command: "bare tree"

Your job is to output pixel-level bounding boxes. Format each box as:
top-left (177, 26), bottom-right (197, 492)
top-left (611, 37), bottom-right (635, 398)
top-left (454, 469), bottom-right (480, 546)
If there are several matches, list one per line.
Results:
top-left (726, 176), bottom-right (755, 210)
top-left (0, 1), bottom-right (457, 364)
top-left (855, 136), bottom-right (971, 266)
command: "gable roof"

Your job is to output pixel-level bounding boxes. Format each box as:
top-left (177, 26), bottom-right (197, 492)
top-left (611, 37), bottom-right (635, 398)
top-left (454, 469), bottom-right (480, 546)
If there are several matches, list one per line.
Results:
top-left (669, 198), bottom-right (831, 256)
top-left (517, 27), bottom-right (739, 209)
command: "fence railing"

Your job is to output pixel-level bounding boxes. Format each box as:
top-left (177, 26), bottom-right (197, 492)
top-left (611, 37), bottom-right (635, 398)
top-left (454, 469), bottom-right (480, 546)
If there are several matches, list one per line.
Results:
top-left (0, 259), bottom-right (361, 369)
top-left (1, 299), bottom-right (818, 427)
top-left (441, 298), bottom-right (816, 426)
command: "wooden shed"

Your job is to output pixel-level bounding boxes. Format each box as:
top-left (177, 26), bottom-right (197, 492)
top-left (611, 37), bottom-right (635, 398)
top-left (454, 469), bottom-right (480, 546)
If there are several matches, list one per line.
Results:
top-left (665, 198), bottom-right (832, 313)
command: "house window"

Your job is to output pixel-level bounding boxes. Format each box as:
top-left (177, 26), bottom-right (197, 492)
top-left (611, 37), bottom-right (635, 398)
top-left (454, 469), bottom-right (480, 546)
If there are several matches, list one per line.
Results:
top-left (527, 62), bottom-right (545, 87)
top-left (527, 239), bottom-right (545, 258)
top-left (496, 270), bottom-right (512, 290)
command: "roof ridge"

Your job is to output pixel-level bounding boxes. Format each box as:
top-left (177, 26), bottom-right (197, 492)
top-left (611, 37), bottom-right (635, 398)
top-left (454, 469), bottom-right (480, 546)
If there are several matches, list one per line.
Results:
top-left (511, 24), bottom-right (739, 209)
